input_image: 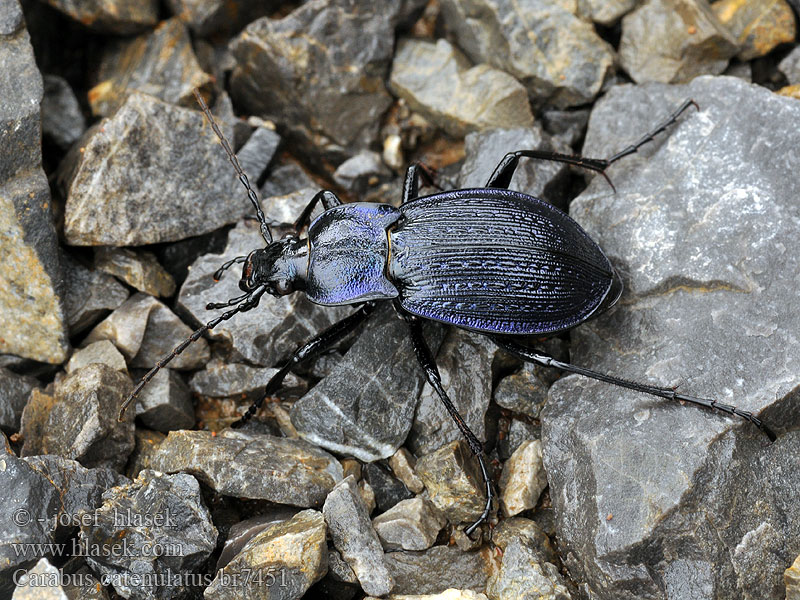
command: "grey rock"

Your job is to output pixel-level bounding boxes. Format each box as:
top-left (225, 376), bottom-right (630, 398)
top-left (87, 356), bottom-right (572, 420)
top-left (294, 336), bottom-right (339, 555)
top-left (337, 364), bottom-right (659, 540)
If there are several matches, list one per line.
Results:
top-left (94, 247), bottom-right (176, 298)
top-left (0, 9), bottom-right (69, 364)
top-left (80, 470), bottom-right (217, 600)
top-left (414, 441), bottom-right (486, 525)
top-left (84, 292), bottom-right (209, 370)
top-left (150, 429), bottom-right (342, 506)
top-left (499, 439), bottom-right (547, 517)
top-left (41, 0), bottom-right (158, 34)
top-left (779, 45), bottom-right (800, 85)
top-left (493, 363), bottom-right (551, 418)
top-left (372, 497), bottom-right (446, 551)
top-left (126, 428), bottom-right (165, 479)
top-left (61, 254), bottom-right (129, 336)
top-left (409, 328), bottom-right (495, 456)
top-left (390, 38), bottom-right (533, 137)
top-left (189, 358), bottom-right (300, 398)
top-left (62, 92), bottom-right (251, 246)
top-left (133, 368), bottom-right (194, 432)
top-left (205, 509), bottom-right (327, 600)
top-left (0, 0), bottom-right (23, 35)
top-left (541, 108), bottom-right (591, 149)
top-left (383, 545), bottom-right (490, 595)
top-left (486, 538), bottom-right (571, 600)
top-left (459, 124), bottom-right (570, 206)
top-left (22, 454), bottom-right (129, 524)
top-left (20, 364), bottom-right (134, 471)
top-left (236, 124), bottom-right (281, 189)
top-left (359, 479), bottom-right (377, 515)
top-left (440, 0), bottom-right (614, 107)
top-left (619, 0), bottom-right (739, 83)
top-left (61, 564), bottom-right (109, 600)
top-left (497, 417), bottom-right (540, 461)
top-left (584, 0), bottom-right (640, 25)
top-left (389, 447), bottom-right (425, 494)
top-left (12, 558), bottom-right (66, 599)
top-left (41, 74), bottom-right (86, 149)
top-left (333, 151), bottom-right (391, 196)
top-left (544, 77), bottom-right (800, 600)
top-left (260, 162), bottom-right (318, 204)
top-left (363, 462), bottom-right (414, 513)
top-left (178, 219), bottom-right (349, 367)
top-left (261, 186), bottom-right (325, 228)
top-left (327, 548), bottom-right (358, 584)
top-left (0, 367), bottom-right (39, 431)
top-left (323, 476), bottom-right (394, 597)
top-left (0, 451), bottom-right (61, 593)
top-left (493, 517), bottom-right (556, 564)
top-left (167, 0), bottom-right (281, 37)
top-left (216, 509), bottom-right (299, 570)
top-left (291, 305), bottom-right (444, 462)
top-left (711, 0), bottom-right (796, 60)
top-left (65, 340), bottom-right (128, 374)
top-left (230, 0), bottom-right (396, 162)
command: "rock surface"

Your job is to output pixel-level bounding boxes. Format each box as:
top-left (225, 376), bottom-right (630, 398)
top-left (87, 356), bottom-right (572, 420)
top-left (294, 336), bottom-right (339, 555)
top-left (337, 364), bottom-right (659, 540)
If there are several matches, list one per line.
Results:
top-left (544, 77), bottom-right (800, 600)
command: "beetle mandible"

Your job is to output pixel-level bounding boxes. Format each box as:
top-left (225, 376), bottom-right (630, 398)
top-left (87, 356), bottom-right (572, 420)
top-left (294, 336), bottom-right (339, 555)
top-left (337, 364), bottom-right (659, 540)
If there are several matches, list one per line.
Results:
top-left (120, 91), bottom-right (775, 536)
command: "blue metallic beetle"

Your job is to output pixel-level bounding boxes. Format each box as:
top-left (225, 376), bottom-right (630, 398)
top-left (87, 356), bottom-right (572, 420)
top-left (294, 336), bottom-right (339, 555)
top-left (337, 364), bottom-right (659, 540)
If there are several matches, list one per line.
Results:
top-left (121, 94), bottom-right (773, 536)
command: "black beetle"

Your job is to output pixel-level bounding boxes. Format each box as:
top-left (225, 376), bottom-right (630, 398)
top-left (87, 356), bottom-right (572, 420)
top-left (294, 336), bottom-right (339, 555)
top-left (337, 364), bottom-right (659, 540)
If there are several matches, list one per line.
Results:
top-left (120, 92), bottom-right (774, 536)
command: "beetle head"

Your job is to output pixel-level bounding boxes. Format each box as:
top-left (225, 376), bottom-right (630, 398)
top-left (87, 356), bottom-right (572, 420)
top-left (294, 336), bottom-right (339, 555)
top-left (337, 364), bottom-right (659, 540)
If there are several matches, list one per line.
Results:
top-left (239, 238), bottom-right (307, 296)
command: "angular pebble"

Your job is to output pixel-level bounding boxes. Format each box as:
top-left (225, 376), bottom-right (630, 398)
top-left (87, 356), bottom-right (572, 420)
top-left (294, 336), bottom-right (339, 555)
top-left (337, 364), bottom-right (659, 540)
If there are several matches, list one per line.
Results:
top-left (95, 247), bottom-right (176, 298)
top-left (409, 328), bottom-right (495, 456)
top-left (493, 517), bottom-right (556, 564)
top-left (151, 429), bottom-right (342, 506)
top-left (486, 538), bottom-right (571, 600)
top-left (619, 0), bottom-right (738, 83)
top-left (11, 558), bottom-right (66, 599)
top-left (133, 368), bottom-right (194, 432)
top-left (61, 254), bottom-right (129, 336)
top-left (372, 497), bottom-right (446, 551)
top-left (711, 0), bottom-right (796, 60)
top-left (41, 74), bottom-right (86, 149)
top-left (390, 38), bottom-right (533, 137)
top-left (323, 476), bottom-right (394, 597)
top-left (65, 340), bottom-right (128, 374)
top-left (189, 358), bottom-right (299, 398)
top-left (20, 364), bottom-right (134, 471)
top-left (230, 0), bottom-right (396, 161)
top-left (80, 470), bottom-right (217, 600)
top-left (389, 448), bottom-right (425, 494)
top-left (178, 219), bottom-right (349, 367)
top-left (236, 123), bottom-right (282, 188)
top-left (414, 441), bottom-right (486, 525)
top-left (493, 363), bottom-right (550, 418)
top-left (786, 555), bottom-right (800, 600)
top-left (440, 0), bottom-right (613, 107)
top-left (205, 509), bottom-right (327, 600)
top-left (584, 0), bottom-right (639, 25)
top-left (84, 292), bottom-right (209, 370)
top-left (0, 12), bottom-right (69, 364)
top-left (62, 93), bottom-right (251, 245)
top-left (291, 305), bottom-right (444, 461)
top-left (779, 45), bottom-right (800, 85)
top-left (384, 546), bottom-right (490, 595)
top-left (499, 439), bottom-right (547, 517)
top-left (546, 77), bottom-right (800, 600)
top-left (364, 462), bottom-right (414, 513)
top-left (89, 18), bottom-right (212, 117)
top-left (167, 0), bottom-right (277, 36)
top-left (42, 0), bottom-right (158, 34)
top-left (215, 509), bottom-right (300, 570)
top-left (0, 367), bottom-right (39, 431)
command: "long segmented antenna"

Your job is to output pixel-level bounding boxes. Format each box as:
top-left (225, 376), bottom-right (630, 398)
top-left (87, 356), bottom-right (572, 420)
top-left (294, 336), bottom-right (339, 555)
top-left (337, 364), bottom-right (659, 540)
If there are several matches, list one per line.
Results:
top-left (118, 286), bottom-right (267, 421)
top-left (193, 89), bottom-right (272, 244)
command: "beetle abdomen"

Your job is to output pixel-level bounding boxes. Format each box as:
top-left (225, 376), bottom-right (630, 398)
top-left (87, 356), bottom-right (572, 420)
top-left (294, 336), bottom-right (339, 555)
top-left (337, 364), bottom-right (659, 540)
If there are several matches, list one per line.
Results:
top-left (388, 189), bottom-right (619, 335)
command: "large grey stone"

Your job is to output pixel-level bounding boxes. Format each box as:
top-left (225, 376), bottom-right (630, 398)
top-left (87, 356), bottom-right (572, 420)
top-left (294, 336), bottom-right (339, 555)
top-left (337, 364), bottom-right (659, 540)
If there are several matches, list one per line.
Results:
top-left (543, 77), bottom-right (800, 600)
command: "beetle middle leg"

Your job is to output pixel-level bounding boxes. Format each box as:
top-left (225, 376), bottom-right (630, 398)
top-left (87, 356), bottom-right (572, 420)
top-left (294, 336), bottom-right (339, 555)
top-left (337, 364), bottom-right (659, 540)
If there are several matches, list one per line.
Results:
top-left (492, 336), bottom-right (776, 442)
top-left (486, 99), bottom-right (699, 190)
top-left (232, 301), bottom-right (377, 428)
top-left (400, 309), bottom-right (494, 537)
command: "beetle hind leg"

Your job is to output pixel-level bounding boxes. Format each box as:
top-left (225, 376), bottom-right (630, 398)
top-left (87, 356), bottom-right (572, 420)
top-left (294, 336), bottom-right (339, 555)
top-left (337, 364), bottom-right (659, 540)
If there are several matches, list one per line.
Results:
top-left (492, 336), bottom-right (776, 442)
top-left (401, 311), bottom-right (495, 537)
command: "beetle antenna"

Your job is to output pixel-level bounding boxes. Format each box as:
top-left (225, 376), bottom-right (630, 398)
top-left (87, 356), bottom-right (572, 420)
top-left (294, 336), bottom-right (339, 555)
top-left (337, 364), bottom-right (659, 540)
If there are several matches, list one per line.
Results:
top-left (118, 286), bottom-right (267, 421)
top-left (193, 89), bottom-right (273, 245)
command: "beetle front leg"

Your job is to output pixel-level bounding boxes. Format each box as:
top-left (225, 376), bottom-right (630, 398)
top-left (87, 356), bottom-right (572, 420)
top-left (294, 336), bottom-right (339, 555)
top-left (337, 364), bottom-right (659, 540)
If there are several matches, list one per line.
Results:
top-left (402, 163), bottom-right (443, 204)
top-left (232, 301), bottom-right (377, 428)
top-left (401, 311), bottom-right (494, 537)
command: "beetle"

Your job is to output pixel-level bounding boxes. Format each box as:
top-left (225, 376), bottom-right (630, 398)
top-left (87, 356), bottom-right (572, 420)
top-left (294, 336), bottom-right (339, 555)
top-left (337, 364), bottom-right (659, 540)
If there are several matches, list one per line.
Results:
top-left (120, 91), bottom-right (774, 536)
